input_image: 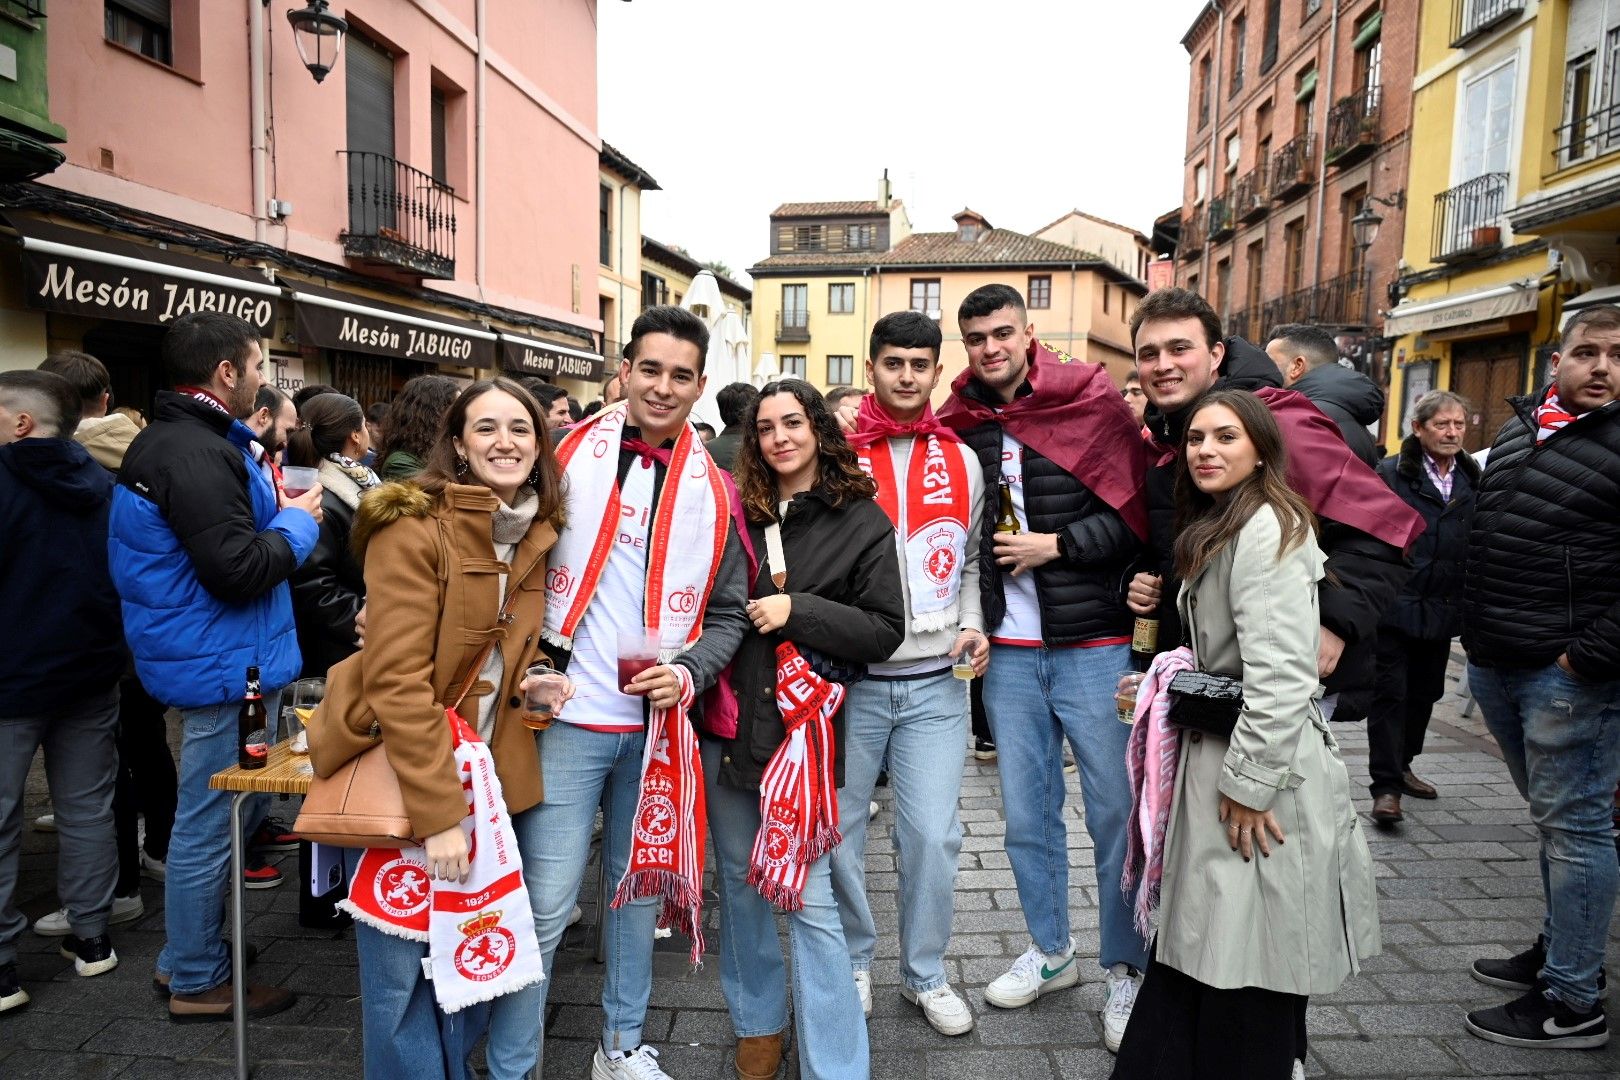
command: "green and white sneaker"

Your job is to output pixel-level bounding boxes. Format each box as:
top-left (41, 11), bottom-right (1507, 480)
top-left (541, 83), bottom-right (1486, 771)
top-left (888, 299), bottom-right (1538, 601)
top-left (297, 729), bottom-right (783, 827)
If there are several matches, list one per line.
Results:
top-left (983, 938), bottom-right (1079, 1008)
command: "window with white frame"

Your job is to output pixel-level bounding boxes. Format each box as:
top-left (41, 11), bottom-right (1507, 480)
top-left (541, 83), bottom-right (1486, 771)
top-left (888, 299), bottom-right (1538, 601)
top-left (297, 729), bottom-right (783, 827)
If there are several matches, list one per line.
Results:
top-left (780, 355), bottom-right (806, 378)
top-left (826, 355), bottom-right (854, 384)
top-left (1460, 59), bottom-right (1516, 182)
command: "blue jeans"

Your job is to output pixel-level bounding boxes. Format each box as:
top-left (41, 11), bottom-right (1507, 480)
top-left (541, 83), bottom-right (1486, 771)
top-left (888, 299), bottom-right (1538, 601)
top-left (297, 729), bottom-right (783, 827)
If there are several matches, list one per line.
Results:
top-left (354, 920), bottom-right (489, 1080)
top-left (509, 721), bottom-right (659, 1074)
top-left (830, 672), bottom-right (966, 992)
top-left (1469, 661), bottom-right (1620, 1011)
top-left (0, 685), bottom-right (121, 964)
top-left (158, 690), bottom-right (280, 994)
top-left (703, 738), bottom-right (869, 1080)
top-left (983, 643), bottom-right (1146, 971)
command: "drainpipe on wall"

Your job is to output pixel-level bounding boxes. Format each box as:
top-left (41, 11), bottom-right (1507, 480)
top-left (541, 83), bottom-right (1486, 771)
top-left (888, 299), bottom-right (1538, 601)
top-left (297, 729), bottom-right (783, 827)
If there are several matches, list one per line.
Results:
top-left (1200, 2), bottom-right (1227, 293)
top-left (1310, 0), bottom-right (1341, 291)
top-left (1067, 262), bottom-right (1078, 353)
top-left (617, 182), bottom-right (627, 351)
top-left (475, 0), bottom-right (487, 299)
top-left (248, 0), bottom-right (269, 247)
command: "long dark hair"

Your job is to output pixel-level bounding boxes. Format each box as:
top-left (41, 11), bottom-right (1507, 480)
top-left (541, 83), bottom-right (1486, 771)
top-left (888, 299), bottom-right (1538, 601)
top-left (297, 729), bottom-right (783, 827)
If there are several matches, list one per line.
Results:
top-left (1172, 389), bottom-right (1316, 582)
top-left (377, 374), bottom-right (460, 467)
top-left (416, 377), bottom-right (564, 528)
top-left (286, 392), bottom-right (363, 467)
top-left (733, 378), bottom-right (876, 524)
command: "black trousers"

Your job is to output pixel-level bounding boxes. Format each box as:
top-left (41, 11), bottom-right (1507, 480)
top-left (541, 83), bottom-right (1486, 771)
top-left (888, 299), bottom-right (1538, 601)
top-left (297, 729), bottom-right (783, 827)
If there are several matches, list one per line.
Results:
top-left (113, 675), bottom-right (177, 896)
top-left (1366, 630), bottom-right (1453, 797)
top-left (1112, 957), bottom-right (1307, 1080)
top-left (970, 674), bottom-right (991, 744)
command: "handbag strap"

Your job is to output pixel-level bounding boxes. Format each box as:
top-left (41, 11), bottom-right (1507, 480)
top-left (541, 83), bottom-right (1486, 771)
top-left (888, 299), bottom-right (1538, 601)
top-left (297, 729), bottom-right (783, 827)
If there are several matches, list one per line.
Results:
top-left (445, 547), bottom-right (548, 713)
top-left (764, 521), bottom-right (787, 593)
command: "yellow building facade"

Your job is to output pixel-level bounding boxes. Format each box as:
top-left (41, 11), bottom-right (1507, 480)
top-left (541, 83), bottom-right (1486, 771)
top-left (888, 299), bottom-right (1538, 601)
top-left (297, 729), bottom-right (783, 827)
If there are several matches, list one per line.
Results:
top-left (1384, 1), bottom-right (1620, 454)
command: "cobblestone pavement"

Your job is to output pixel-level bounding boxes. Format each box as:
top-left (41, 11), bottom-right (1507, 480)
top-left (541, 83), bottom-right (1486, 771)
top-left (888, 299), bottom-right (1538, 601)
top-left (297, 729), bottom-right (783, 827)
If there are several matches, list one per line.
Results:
top-left (5, 657), bottom-right (1619, 1078)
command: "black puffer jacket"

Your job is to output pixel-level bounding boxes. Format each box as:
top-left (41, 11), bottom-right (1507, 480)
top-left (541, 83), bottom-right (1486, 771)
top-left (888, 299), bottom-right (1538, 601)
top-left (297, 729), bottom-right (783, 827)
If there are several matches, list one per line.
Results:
top-left (714, 489), bottom-right (904, 791)
top-left (1142, 337), bottom-right (1409, 713)
top-left (955, 380), bottom-right (1141, 645)
top-left (1292, 362), bottom-right (1385, 466)
top-left (1463, 397), bottom-right (1620, 679)
top-left (290, 484), bottom-right (363, 678)
top-left (1376, 436), bottom-right (1479, 640)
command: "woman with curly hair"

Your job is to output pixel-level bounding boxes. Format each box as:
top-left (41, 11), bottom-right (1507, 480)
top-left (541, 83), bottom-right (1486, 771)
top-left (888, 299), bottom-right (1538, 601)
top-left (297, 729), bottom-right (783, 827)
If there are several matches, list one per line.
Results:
top-left (707, 378), bottom-right (904, 1080)
top-left (376, 374), bottom-right (461, 481)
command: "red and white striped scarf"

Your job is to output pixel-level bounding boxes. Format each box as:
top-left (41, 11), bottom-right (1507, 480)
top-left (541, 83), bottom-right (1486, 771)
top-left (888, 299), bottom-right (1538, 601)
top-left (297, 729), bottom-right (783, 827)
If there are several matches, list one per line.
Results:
top-left (1534, 386), bottom-right (1581, 444)
top-left (611, 665), bottom-right (708, 964)
top-left (746, 643), bottom-right (844, 911)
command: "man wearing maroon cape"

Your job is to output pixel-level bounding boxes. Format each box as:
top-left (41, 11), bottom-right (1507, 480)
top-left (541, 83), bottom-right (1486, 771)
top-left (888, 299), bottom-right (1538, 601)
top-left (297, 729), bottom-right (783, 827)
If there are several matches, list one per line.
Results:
top-left (1125, 288), bottom-right (1422, 727)
top-left (936, 283), bottom-right (1151, 1053)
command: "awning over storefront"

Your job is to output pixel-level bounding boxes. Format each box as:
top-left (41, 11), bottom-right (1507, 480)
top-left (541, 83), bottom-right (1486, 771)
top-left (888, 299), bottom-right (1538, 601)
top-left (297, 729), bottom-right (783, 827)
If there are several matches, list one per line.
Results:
top-left (9, 215), bottom-right (279, 334)
top-left (289, 283), bottom-right (497, 369)
top-left (1383, 280), bottom-right (1540, 339)
top-left (1559, 283), bottom-right (1620, 330)
top-left (497, 330), bottom-right (605, 381)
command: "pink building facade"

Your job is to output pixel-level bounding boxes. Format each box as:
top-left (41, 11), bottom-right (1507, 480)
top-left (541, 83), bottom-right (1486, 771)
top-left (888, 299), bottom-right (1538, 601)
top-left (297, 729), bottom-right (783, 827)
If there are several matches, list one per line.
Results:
top-left (0, 1), bottom-right (606, 407)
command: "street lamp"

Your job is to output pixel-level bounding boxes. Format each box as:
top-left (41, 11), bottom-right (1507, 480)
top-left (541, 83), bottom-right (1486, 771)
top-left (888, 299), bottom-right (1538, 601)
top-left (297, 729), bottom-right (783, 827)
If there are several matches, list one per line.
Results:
top-left (287, 0), bottom-right (348, 84)
top-left (1350, 202), bottom-right (1383, 252)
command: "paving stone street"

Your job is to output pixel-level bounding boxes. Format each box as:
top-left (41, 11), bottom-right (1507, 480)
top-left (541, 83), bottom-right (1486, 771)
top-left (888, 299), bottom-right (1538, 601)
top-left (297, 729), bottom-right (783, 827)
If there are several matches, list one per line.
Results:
top-left (5, 656), bottom-right (1619, 1079)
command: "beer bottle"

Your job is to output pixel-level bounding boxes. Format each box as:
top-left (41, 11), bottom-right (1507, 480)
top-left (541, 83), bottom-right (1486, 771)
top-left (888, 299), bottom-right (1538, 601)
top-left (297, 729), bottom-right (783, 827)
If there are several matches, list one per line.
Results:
top-left (1131, 615), bottom-right (1160, 658)
top-left (995, 481), bottom-right (1020, 534)
top-left (238, 665), bottom-right (268, 769)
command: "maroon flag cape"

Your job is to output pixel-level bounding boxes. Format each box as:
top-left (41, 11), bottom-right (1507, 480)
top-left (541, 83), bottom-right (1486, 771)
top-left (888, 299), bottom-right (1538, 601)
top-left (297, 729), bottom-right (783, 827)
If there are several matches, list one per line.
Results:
top-left (1149, 386), bottom-right (1425, 551)
top-left (938, 340), bottom-right (1150, 539)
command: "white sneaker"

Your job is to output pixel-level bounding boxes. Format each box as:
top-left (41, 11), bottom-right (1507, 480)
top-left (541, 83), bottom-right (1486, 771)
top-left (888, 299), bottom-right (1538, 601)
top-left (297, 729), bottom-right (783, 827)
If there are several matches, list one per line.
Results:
top-left (139, 850), bottom-right (166, 882)
top-left (903, 984), bottom-right (974, 1035)
top-left (854, 969), bottom-right (872, 1017)
top-left (568, 904), bottom-right (583, 927)
top-left (33, 813), bottom-right (55, 832)
top-left (868, 800), bottom-right (881, 822)
top-left (591, 1045), bottom-right (672, 1080)
top-left (983, 939), bottom-right (1079, 1008)
top-left (1101, 962), bottom-right (1142, 1053)
top-left (1291, 1059), bottom-right (1305, 1080)
top-left (32, 894), bottom-right (144, 937)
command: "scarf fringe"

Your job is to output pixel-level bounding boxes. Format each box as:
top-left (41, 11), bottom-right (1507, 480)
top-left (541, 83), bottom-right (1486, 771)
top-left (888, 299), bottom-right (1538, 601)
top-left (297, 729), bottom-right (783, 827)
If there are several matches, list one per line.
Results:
top-left (908, 606), bottom-right (959, 635)
top-left (337, 899), bottom-right (430, 943)
top-left (540, 628), bottom-right (572, 651)
top-left (438, 969), bottom-right (545, 1014)
top-left (612, 870), bottom-right (707, 961)
top-left (745, 868), bottom-right (806, 912)
top-left (800, 823), bottom-right (843, 863)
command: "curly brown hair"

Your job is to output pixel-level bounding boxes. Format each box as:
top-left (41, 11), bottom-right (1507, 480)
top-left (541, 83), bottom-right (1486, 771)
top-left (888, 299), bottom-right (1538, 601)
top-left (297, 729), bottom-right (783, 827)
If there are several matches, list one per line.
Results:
top-left (377, 374), bottom-right (461, 469)
top-left (733, 378), bottom-right (876, 524)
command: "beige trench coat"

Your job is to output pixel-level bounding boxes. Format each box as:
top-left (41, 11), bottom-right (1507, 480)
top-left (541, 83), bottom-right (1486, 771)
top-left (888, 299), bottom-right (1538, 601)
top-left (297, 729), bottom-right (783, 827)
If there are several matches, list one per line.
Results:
top-left (1155, 504), bottom-right (1381, 996)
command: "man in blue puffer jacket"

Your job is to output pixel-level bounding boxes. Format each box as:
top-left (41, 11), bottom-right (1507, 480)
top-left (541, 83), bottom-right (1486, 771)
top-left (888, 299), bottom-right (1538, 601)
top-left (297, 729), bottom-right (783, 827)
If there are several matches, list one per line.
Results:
top-left (108, 312), bottom-right (322, 1023)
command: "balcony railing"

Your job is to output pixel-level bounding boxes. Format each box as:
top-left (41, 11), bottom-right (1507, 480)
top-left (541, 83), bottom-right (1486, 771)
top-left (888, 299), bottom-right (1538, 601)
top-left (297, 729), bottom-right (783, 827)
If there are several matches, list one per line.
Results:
top-left (1325, 88), bottom-right (1382, 167)
top-left (1432, 173), bottom-right (1508, 263)
top-left (1269, 133), bottom-right (1317, 202)
top-left (1260, 270), bottom-right (1371, 332)
top-left (1180, 213), bottom-right (1206, 261)
top-left (776, 311), bottom-right (810, 342)
top-left (603, 339), bottom-right (623, 363)
top-left (1555, 99), bottom-right (1620, 167)
top-left (1226, 306), bottom-right (1260, 341)
top-left (1233, 166), bottom-right (1270, 223)
top-left (340, 151), bottom-right (456, 279)
top-left (1208, 195), bottom-right (1235, 242)
top-left (1451, 0), bottom-right (1523, 49)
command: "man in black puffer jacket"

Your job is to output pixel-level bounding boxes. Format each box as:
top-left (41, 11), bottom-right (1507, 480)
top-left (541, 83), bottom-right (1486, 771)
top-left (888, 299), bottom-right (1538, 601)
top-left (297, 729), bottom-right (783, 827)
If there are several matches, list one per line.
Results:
top-left (1460, 305), bottom-right (1620, 1052)
top-left (1266, 323), bottom-right (1385, 466)
top-left (936, 284), bottom-right (1152, 1051)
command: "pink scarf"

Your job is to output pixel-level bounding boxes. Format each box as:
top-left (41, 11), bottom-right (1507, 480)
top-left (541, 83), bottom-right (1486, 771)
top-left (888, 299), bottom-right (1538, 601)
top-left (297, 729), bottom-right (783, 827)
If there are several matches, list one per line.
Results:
top-left (1121, 646), bottom-right (1195, 941)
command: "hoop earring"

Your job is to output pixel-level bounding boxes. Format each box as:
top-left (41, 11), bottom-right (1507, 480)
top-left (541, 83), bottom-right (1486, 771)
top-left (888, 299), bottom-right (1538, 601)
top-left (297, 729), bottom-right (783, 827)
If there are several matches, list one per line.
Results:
top-left (527, 464), bottom-right (544, 488)
top-left (455, 455), bottom-right (469, 479)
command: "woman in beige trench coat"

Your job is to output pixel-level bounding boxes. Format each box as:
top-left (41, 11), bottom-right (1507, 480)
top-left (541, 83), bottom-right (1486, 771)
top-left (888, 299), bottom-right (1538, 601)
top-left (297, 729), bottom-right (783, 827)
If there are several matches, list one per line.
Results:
top-left (1114, 390), bottom-right (1380, 1080)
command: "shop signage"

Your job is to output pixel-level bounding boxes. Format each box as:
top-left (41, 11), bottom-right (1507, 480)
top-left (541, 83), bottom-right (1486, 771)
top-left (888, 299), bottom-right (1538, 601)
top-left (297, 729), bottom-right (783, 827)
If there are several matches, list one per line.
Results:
top-left (498, 333), bottom-right (605, 381)
top-left (1383, 283), bottom-right (1539, 339)
top-left (291, 288), bottom-right (496, 368)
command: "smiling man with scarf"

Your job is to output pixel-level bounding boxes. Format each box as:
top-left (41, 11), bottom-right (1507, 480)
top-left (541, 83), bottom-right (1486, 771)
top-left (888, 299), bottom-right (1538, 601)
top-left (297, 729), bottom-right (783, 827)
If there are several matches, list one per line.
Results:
top-left (825, 311), bottom-right (987, 1036)
top-left (938, 284), bottom-right (1152, 1052)
top-left (523, 306), bottom-right (750, 1080)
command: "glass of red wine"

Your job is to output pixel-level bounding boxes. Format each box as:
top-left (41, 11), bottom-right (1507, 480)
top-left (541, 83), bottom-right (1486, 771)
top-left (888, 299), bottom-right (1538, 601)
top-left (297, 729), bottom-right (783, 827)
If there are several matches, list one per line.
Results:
top-left (617, 627), bottom-right (661, 693)
top-left (282, 466), bottom-right (319, 498)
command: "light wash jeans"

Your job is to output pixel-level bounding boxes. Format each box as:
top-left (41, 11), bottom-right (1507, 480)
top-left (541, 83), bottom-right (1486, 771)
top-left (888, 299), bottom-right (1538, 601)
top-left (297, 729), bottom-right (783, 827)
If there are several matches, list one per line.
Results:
top-left (1469, 661), bottom-right (1620, 1011)
top-left (354, 920), bottom-right (489, 1080)
top-left (157, 689), bottom-right (280, 994)
top-left (703, 738), bottom-right (869, 1080)
top-left (0, 684), bottom-right (120, 964)
top-left (510, 720), bottom-right (659, 1075)
top-left (983, 643), bottom-right (1147, 971)
top-left (830, 671), bottom-right (967, 992)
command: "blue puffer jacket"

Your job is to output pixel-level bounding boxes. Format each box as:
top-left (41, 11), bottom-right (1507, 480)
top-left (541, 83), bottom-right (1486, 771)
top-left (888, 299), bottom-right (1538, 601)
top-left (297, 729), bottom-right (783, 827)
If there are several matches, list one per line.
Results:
top-left (109, 392), bottom-right (318, 707)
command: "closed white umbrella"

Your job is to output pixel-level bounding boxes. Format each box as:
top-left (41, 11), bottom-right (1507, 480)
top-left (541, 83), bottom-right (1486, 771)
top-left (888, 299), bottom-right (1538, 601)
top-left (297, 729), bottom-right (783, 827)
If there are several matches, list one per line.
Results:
top-left (682, 271), bottom-right (752, 428)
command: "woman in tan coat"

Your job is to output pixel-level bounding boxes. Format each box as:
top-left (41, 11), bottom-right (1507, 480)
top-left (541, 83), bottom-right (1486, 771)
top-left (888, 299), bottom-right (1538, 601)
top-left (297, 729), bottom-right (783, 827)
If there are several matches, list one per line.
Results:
top-left (315, 377), bottom-right (564, 1080)
top-left (1114, 390), bottom-right (1379, 1080)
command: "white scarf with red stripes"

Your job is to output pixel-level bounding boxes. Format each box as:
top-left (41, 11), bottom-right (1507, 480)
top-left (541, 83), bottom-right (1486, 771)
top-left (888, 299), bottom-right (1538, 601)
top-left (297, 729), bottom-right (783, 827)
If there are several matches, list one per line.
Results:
top-left (746, 642), bottom-right (844, 910)
top-left (855, 435), bottom-right (973, 633)
top-left (341, 709), bottom-right (542, 1013)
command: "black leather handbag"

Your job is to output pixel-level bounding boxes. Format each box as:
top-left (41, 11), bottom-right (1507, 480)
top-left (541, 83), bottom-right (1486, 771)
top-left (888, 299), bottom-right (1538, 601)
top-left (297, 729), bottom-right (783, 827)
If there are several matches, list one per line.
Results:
top-left (1167, 669), bottom-right (1245, 739)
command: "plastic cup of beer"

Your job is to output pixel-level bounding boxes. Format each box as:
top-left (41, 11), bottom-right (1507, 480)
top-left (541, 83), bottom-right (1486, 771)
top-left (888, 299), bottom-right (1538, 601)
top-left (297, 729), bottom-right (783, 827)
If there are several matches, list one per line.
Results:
top-left (282, 466), bottom-right (319, 498)
top-left (1116, 671), bottom-right (1146, 725)
top-left (617, 629), bottom-right (661, 693)
top-left (951, 655), bottom-right (975, 681)
top-left (522, 661), bottom-right (567, 730)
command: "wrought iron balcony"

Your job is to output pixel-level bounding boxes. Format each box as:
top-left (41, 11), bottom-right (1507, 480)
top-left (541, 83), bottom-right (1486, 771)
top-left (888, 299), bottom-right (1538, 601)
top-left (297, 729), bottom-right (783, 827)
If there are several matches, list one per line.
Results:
top-left (1432, 173), bottom-right (1508, 263)
top-left (1226, 306), bottom-right (1260, 341)
top-left (1180, 213), bottom-right (1206, 261)
top-left (1451, 0), bottom-right (1523, 49)
top-left (1233, 166), bottom-right (1270, 223)
top-left (1259, 270), bottom-right (1371, 332)
top-left (1208, 196), bottom-right (1236, 242)
top-left (1554, 99), bottom-right (1620, 168)
top-left (1325, 88), bottom-right (1381, 167)
top-left (776, 311), bottom-right (811, 342)
top-left (339, 151), bottom-right (456, 279)
top-left (1269, 133), bottom-right (1317, 202)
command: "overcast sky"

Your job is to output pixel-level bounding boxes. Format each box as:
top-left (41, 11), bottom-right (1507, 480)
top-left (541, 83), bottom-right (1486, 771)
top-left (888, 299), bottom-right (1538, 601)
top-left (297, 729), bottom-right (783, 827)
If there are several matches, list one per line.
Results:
top-left (598, 0), bottom-right (1210, 285)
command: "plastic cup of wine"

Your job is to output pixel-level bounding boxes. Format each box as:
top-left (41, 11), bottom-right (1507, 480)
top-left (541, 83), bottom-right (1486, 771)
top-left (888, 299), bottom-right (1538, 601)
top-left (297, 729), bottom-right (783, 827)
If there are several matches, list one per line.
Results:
top-left (1116, 671), bottom-right (1146, 725)
top-left (282, 466), bottom-right (319, 498)
top-left (522, 661), bottom-right (569, 730)
top-left (617, 628), bottom-right (661, 694)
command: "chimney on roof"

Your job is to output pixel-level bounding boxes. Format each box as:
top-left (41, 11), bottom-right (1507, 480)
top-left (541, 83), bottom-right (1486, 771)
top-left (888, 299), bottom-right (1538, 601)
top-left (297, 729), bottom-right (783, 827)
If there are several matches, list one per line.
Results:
top-left (879, 169), bottom-right (892, 209)
top-left (953, 208), bottom-right (990, 243)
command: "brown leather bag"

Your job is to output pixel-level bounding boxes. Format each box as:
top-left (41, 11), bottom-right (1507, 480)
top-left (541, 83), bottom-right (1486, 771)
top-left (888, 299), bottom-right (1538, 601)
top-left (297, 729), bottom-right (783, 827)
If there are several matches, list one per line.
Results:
top-left (295, 550), bottom-right (544, 848)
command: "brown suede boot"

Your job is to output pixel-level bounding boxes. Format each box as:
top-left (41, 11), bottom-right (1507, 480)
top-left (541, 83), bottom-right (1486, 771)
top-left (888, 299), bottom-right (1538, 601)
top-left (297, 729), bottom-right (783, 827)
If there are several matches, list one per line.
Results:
top-left (734, 1031), bottom-right (784, 1080)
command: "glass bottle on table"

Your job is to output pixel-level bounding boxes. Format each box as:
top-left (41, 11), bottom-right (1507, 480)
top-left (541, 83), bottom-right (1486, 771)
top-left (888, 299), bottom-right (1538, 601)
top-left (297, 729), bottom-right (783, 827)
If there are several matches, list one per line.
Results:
top-left (238, 665), bottom-right (267, 769)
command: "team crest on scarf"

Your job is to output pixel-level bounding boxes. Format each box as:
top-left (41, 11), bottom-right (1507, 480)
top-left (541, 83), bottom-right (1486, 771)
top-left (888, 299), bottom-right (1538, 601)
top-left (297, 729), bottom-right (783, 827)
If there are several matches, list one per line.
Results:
top-left (453, 911), bottom-right (518, 984)
top-left (856, 435), bottom-right (972, 633)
